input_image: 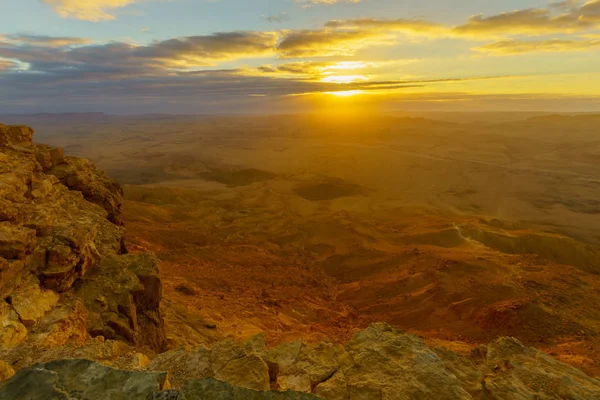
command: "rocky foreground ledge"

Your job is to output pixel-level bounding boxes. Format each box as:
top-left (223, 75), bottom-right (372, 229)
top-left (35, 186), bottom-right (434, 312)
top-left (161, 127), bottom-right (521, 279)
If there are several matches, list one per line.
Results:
top-left (2, 323), bottom-right (600, 399)
top-left (1, 124), bottom-right (600, 399)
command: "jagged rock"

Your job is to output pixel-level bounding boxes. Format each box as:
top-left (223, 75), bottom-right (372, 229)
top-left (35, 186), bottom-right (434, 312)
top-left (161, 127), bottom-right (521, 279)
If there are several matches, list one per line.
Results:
top-left (77, 253), bottom-right (166, 352)
top-left (48, 156), bottom-right (124, 225)
top-left (33, 144), bottom-right (64, 170)
top-left (266, 340), bottom-right (345, 393)
top-left (214, 353), bottom-right (271, 391)
top-left (33, 301), bottom-right (90, 348)
top-left (38, 226), bottom-right (99, 292)
top-left (313, 371), bottom-right (346, 400)
top-left (0, 360), bottom-right (318, 400)
top-left (8, 275), bottom-right (59, 327)
top-left (147, 346), bottom-right (212, 388)
top-left (178, 378), bottom-right (320, 399)
top-left (0, 360), bottom-right (14, 382)
top-left (0, 359), bottom-right (169, 400)
top-left (0, 224), bottom-right (36, 260)
top-left (342, 323), bottom-right (472, 399)
top-left (0, 123), bottom-right (165, 367)
top-left (0, 125), bottom-right (33, 147)
top-left (144, 323), bottom-right (600, 399)
top-left (471, 336), bottom-right (600, 399)
top-left (0, 302), bottom-right (26, 349)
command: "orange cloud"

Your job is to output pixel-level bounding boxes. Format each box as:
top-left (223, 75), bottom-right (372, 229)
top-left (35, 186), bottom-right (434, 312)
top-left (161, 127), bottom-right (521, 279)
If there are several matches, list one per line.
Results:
top-left (0, 59), bottom-right (17, 71)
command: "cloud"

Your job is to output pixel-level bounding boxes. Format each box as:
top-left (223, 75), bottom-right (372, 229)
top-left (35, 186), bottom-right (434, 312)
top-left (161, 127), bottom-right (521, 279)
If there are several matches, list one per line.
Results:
top-left (325, 19), bottom-right (448, 36)
top-left (243, 60), bottom-right (416, 81)
top-left (454, 2), bottom-right (600, 36)
top-left (1, 34), bottom-right (91, 48)
top-left (0, 33), bottom-right (523, 113)
top-left (0, 59), bottom-right (17, 71)
top-left (321, 2), bottom-right (600, 41)
top-left (476, 38), bottom-right (600, 54)
top-left (262, 12), bottom-right (290, 23)
top-left (136, 32), bottom-right (279, 67)
top-left (42, 0), bottom-right (139, 21)
top-left (0, 32), bottom-right (279, 74)
top-left (277, 29), bottom-right (394, 58)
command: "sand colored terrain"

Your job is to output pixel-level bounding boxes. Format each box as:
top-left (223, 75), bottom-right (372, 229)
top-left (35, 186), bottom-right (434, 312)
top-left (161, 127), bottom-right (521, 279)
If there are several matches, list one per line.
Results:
top-left (8, 112), bottom-right (600, 376)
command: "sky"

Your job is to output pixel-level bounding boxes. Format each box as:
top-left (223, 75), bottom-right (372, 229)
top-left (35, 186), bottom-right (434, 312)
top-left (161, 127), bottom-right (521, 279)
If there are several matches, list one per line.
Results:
top-left (0, 0), bottom-right (600, 113)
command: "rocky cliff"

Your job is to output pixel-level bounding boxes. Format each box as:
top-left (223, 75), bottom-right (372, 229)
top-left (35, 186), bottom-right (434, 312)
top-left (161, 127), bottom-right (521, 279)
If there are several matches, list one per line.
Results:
top-left (0, 123), bottom-right (165, 370)
top-left (2, 124), bottom-right (600, 399)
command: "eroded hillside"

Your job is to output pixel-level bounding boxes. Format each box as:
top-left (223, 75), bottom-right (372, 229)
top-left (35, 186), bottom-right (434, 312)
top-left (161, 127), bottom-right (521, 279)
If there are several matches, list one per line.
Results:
top-left (3, 119), bottom-right (600, 399)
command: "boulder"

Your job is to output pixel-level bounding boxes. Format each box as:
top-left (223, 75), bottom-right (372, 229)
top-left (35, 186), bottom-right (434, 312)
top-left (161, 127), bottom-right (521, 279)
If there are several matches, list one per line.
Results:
top-left (0, 125), bottom-right (33, 147)
top-left (147, 347), bottom-right (212, 388)
top-left (0, 225), bottom-right (36, 260)
top-left (48, 157), bottom-right (124, 225)
top-left (0, 361), bottom-right (14, 382)
top-left (77, 253), bottom-right (166, 352)
top-left (178, 378), bottom-right (320, 400)
top-left (0, 302), bottom-right (27, 349)
top-left (33, 144), bottom-right (64, 170)
top-left (214, 353), bottom-right (271, 392)
top-left (0, 359), bottom-right (169, 400)
top-left (8, 275), bottom-right (59, 327)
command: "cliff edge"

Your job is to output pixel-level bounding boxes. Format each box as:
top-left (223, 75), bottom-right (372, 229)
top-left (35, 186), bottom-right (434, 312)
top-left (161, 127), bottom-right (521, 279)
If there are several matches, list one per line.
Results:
top-left (0, 123), bottom-right (165, 372)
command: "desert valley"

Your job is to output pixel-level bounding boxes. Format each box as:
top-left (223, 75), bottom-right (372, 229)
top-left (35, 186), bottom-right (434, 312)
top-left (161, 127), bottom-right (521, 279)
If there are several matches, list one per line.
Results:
top-left (2, 112), bottom-right (600, 398)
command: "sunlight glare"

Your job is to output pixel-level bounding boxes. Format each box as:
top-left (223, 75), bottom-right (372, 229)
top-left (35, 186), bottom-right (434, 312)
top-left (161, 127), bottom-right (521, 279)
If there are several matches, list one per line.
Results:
top-left (322, 62), bottom-right (371, 71)
top-left (321, 75), bottom-right (367, 84)
top-left (326, 90), bottom-right (364, 97)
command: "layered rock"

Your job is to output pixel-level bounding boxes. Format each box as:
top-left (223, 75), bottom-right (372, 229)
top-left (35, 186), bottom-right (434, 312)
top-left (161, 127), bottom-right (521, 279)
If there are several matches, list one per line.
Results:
top-left (144, 323), bottom-right (600, 399)
top-left (0, 123), bottom-right (165, 368)
top-left (0, 359), bottom-right (317, 400)
top-left (2, 323), bottom-right (600, 399)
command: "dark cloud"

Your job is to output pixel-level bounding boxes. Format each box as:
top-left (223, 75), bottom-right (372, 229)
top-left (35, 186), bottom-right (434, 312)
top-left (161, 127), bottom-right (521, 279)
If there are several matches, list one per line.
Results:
top-left (0, 31), bottom-right (279, 79)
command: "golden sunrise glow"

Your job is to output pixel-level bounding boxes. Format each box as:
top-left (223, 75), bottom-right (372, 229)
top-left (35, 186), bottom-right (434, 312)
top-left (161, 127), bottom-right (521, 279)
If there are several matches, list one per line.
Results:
top-left (321, 62), bottom-right (371, 71)
top-left (327, 90), bottom-right (364, 97)
top-left (3, 0), bottom-right (600, 111)
top-left (321, 75), bottom-right (367, 84)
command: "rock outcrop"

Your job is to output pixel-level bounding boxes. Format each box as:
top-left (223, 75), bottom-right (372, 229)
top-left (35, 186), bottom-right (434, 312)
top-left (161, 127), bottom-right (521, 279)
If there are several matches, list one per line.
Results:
top-left (2, 323), bottom-right (600, 399)
top-left (0, 359), bottom-right (318, 400)
top-left (143, 322), bottom-right (600, 399)
top-left (0, 123), bottom-right (165, 369)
